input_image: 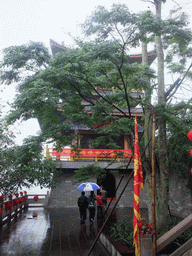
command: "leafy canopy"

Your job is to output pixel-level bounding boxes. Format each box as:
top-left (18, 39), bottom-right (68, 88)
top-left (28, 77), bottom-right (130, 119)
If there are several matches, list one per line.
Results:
top-left (0, 112), bottom-right (59, 195)
top-left (0, 4), bottom-right (192, 187)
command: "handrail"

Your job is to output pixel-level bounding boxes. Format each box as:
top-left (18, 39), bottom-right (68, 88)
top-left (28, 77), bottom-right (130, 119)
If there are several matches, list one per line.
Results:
top-left (170, 237), bottom-right (192, 256)
top-left (157, 213), bottom-right (192, 254)
top-left (46, 146), bottom-right (133, 162)
top-left (26, 193), bottom-right (50, 208)
top-left (0, 192), bottom-right (50, 227)
top-left (0, 192), bottom-right (28, 227)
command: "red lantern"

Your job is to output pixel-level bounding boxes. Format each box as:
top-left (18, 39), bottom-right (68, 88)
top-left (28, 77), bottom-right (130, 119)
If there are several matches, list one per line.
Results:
top-left (23, 196), bottom-right (27, 201)
top-left (19, 199), bottom-right (23, 204)
top-left (33, 195), bottom-right (39, 201)
top-left (5, 202), bottom-right (12, 211)
top-left (13, 199), bottom-right (19, 206)
top-left (188, 130), bottom-right (192, 141)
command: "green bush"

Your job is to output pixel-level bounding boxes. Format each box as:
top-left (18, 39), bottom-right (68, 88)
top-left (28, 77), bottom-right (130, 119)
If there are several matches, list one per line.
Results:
top-left (110, 220), bottom-right (134, 248)
top-left (110, 216), bottom-right (192, 250)
top-left (157, 216), bottom-right (192, 248)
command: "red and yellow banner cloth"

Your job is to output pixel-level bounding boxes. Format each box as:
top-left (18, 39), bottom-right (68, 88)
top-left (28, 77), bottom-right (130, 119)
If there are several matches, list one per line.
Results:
top-left (133, 115), bottom-right (144, 256)
top-left (52, 148), bottom-right (131, 158)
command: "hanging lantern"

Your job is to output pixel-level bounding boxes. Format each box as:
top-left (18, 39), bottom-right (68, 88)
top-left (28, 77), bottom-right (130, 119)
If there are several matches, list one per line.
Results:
top-left (187, 130), bottom-right (192, 141)
top-left (13, 199), bottom-right (19, 206)
top-left (5, 202), bottom-right (12, 211)
top-left (23, 196), bottom-right (27, 201)
top-left (33, 195), bottom-right (39, 201)
top-left (19, 199), bottom-right (23, 204)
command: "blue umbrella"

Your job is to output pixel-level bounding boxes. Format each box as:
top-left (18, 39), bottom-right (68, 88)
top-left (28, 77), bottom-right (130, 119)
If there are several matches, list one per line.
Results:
top-left (77, 182), bottom-right (100, 192)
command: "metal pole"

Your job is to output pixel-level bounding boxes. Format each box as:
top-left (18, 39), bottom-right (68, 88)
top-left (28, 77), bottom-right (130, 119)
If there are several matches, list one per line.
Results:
top-left (87, 127), bottom-right (153, 255)
top-left (87, 169), bottom-right (134, 256)
top-left (152, 113), bottom-right (157, 256)
top-left (98, 156), bottom-right (133, 228)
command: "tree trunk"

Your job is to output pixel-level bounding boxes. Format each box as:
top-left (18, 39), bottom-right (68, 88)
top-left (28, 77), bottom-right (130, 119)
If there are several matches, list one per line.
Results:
top-left (154, 0), bottom-right (169, 230)
top-left (142, 41), bottom-right (153, 224)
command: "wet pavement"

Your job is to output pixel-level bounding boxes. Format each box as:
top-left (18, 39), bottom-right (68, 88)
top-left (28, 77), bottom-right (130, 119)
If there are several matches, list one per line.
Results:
top-left (0, 207), bottom-right (148, 256)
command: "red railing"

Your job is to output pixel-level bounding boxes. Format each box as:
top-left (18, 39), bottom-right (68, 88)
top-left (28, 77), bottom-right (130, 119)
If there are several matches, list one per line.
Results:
top-left (51, 148), bottom-right (132, 161)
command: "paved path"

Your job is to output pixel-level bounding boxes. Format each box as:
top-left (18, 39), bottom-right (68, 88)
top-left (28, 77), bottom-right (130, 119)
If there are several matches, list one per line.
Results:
top-left (0, 207), bottom-right (110, 256)
top-left (0, 207), bottom-right (148, 256)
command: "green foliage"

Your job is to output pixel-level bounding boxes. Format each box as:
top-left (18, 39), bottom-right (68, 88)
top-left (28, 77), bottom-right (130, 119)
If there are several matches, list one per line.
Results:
top-left (71, 145), bottom-right (82, 158)
top-left (74, 164), bottom-right (118, 182)
top-left (74, 164), bottom-right (106, 181)
top-left (0, 113), bottom-right (59, 195)
top-left (13, 136), bottom-right (59, 189)
top-left (110, 216), bottom-right (192, 250)
top-left (2, 36), bottom-right (155, 150)
top-left (157, 216), bottom-right (192, 249)
top-left (82, 4), bottom-right (139, 46)
top-left (110, 220), bottom-right (134, 248)
top-left (0, 41), bottom-right (50, 84)
top-left (0, 4), bottom-right (192, 221)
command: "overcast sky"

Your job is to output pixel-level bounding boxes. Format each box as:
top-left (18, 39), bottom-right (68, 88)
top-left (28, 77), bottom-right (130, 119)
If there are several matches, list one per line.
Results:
top-left (0, 0), bottom-right (192, 145)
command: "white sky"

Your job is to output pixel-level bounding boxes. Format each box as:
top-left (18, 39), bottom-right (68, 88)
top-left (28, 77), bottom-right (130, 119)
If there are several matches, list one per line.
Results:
top-left (0, 0), bottom-right (192, 145)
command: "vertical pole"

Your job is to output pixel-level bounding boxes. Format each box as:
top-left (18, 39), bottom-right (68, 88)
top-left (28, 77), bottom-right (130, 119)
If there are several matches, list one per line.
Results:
top-left (152, 113), bottom-right (157, 256)
top-left (8, 195), bottom-right (12, 222)
top-left (0, 197), bottom-right (3, 226)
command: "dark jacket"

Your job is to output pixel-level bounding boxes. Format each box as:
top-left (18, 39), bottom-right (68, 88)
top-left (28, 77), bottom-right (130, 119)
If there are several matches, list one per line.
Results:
top-left (87, 194), bottom-right (96, 208)
top-left (77, 195), bottom-right (88, 208)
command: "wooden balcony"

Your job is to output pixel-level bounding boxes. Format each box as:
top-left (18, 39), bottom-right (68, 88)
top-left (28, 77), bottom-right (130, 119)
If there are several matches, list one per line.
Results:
top-left (46, 147), bottom-right (132, 162)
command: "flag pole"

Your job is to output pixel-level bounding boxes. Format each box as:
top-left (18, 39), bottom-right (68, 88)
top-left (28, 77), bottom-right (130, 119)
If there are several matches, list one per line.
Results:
top-left (152, 112), bottom-right (157, 256)
top-left (133, 115), bottom-right (143, 256)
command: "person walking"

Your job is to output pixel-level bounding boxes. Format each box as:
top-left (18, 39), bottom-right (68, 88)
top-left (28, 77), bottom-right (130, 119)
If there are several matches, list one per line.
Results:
top-left (100, 186), bottom-right (107, 206)
top-left (96, 191), bottom-right (103, 219)
top-left (77, 191), bottom-right (88, 224)
top-left (87, 191), bottom-right (96, 223)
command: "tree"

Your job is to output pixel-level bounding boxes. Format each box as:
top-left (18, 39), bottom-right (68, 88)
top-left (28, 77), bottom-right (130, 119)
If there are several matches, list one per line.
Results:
top-left (0, 111), bottom-right (58, 195)
top-left (140, 0), bottom-right (192, 228)
top-left (1, 4), bottom-right (192, 228)
top-left (0, 112), bottom-right (17, 194)
top-left (81, 3), bottom-right (192, 229)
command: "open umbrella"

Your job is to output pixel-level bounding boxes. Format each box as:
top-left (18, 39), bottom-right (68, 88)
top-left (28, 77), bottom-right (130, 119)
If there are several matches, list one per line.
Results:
top-left (77, 182), bottom-right (100, 192)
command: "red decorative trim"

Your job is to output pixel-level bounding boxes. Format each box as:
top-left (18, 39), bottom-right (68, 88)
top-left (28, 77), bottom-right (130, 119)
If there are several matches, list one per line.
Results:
top-left (52, 148), bottom-right (132, 158)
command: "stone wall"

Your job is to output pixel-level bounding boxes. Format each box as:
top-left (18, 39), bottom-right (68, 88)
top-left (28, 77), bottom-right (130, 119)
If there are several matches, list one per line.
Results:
top-left (48, 169), bottom-right (148, 209)
top-left (115, 171), bottom-right (148, 209)
top-left (48, 169), bottom-right (192, 218)
top-left (168, 172), bottom-right (192, 218)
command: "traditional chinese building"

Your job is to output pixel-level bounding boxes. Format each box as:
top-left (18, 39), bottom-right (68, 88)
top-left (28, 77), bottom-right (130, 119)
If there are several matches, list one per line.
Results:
top-left (45, 39), bottom-right (157, 208)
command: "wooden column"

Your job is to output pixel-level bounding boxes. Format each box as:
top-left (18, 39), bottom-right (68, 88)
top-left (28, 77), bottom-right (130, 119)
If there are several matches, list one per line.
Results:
top-left (152, 113), bottom-right (157, 256)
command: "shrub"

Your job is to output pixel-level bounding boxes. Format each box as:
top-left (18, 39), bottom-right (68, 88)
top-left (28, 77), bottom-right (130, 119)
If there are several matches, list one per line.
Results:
top-left (157, 216), bottom-right (192, 249)
top-left (110, 220), bottom-right (134, 248)
top-left (110, 216), bottom-right (192, 250)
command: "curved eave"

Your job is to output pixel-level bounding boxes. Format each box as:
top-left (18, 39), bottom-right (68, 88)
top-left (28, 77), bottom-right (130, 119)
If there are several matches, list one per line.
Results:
top-left (50, 39), bottom-right (68, 56)
top-left (50, 39), bottom-right (156, 65)
top-left (129, 52), bottom-right (156, 65)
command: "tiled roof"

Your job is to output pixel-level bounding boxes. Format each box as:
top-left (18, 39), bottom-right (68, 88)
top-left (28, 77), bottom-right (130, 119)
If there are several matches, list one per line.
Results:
top-left (50, 39), bottom-right (156, 65)
top-left (50, 39), bottom-right (68, 56)
top-left (129, 52), bottom-right (156, 65)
